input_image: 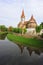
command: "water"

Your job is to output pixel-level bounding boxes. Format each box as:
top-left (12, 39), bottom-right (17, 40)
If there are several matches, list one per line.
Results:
top-left (0, 38), bottom-right (43, 65)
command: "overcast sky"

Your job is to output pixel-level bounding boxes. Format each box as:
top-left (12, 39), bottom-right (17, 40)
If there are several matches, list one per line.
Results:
top-left (0, 0), bottom-right (43, 27)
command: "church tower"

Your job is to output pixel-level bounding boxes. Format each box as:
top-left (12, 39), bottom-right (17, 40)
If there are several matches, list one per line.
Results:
top-left (21, 10), bottom-right (25, 23)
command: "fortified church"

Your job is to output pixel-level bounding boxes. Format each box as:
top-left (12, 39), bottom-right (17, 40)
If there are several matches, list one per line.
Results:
top-left (18, 10), bottom-right (37, 35)
top-left (18, 10), bottom-right (37, 29)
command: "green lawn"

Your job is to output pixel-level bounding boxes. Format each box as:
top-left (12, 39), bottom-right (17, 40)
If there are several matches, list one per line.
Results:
top-left (7, 34), bottom-right (43, 48)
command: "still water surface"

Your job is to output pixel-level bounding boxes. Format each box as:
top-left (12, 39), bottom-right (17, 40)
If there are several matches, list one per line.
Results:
top-left (0, 38), bottom-right (43, 65)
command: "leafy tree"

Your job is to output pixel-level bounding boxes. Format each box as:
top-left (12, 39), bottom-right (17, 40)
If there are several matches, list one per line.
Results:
top-left (13, 28), bottom-right (27, 34)
top-left (0, 25), bottom-right (7, 32)
top-left (36, 26), bottom-right (41, 33)
top-left (40, 22), bottom-right (43, 29)
top-left (8, 26), bottom-right (14, 32)
top-left (13, 28), bottom-right (22, 33)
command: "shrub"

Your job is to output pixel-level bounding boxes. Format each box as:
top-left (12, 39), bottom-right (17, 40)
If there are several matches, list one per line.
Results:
top-left (23, 28), bottom-right (27, 34)
top-left (36, 26), bottom-right (41, 33)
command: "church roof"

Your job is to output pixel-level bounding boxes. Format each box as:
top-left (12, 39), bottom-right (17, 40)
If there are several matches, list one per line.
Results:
top-left (29, 15), bottom-right (36, 23)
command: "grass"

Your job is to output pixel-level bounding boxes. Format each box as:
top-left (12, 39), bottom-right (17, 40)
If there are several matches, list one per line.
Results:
top-left (7, 34), bottom-right (43, 48)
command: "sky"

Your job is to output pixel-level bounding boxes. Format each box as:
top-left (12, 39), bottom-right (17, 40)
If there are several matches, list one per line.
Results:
top-left (0, 0), bottom-right (43, 27)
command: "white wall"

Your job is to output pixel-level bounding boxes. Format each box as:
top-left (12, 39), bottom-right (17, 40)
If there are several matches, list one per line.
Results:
top-left (26, 28), bottom-right (36, 35)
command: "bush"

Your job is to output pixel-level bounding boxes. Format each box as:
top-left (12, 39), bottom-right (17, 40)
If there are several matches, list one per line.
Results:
top-left (13, 28), bottom-right (27, 34)
top-left (36, 26), bottom-right (41, 33)
top-left (13, 28), bottom-right (22, 33)
top-left (23, 28), bottom-right (27, 34)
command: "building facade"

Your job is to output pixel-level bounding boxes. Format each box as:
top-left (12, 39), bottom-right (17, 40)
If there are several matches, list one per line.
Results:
top-left (18, 10), bottom-right (37, 35)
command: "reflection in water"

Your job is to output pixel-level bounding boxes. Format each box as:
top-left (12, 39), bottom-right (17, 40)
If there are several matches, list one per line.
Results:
top-left (0, 39), bottom-right (43, 65)
top-left (35, 49), bottom-right (41, 55)
top-left (27, 47), bottom-right (33, 56)
top-left (17, 44), bottom-right (43, 56)
top-left (27, 47), bottom-right (43, 56)
top-left (17, 44), bottom-right (24, 54)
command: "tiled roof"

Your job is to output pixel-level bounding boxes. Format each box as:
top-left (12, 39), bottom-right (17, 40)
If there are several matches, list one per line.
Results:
top-left (29, 15), bottom-right (36, 23)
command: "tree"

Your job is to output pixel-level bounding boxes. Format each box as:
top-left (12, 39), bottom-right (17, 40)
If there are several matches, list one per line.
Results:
top-left (13, 28), bottom-right (22, 33)
top-left (8, 26), bottom-right (14, 32)
top-left (40, 22), bottom-right (43, 29)
top-left (36, 26), bottom-right (41, 33)
top-left (0, 25), bottom-right (7, 32)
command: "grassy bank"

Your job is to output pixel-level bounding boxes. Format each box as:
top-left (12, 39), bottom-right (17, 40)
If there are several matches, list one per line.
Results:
top-left (0, 32), bottom-right (8, 40)
top-left (7, 34), bottom-right (43, 48)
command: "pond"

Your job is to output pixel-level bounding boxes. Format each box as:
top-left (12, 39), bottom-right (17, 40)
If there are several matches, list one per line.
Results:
top-left (0, 37), bottom-right (43, 65)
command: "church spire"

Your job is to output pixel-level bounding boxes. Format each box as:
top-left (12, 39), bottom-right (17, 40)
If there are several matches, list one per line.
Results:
top-left (31, 15), bottom-right (33, 19)
top-left (21, 9), bottom-right (25, 22)
top-left (21, 9), bottom-right (25, 18)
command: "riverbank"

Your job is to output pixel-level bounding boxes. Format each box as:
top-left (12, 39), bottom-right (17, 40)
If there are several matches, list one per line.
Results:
top-left (7, 34), bottom-right (43, 48)
top-left (0, 32), bottom-right (8, 40)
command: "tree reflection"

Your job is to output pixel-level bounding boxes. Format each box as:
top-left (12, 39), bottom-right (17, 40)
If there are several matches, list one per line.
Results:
top-left (27, 47), bottom-right (33, 56)
top-left (17, 44), bottom-right (24, 54)
top-left (27, 46), bottom-right (43, 56)
top-left (17, 44), bottom-right (43, 56)
top-left (34, 49), bottom-right (41, 55)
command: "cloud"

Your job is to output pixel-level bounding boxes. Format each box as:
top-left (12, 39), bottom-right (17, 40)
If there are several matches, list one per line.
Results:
top-left (0, 0), bottom-right (43, 27)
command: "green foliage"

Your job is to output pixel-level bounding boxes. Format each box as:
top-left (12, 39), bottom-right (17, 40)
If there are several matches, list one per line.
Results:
top-left (7, 34), bottom-right (43, 48)
top-left (13, 28), bottom-right (27, 34)
top-left (0, 25), bottom-right (27, 34)
top-left (23, 28), bottom-right (27, 34)
top-left (8, 26), bottom-right (14, 32)
top-left (40, 22), bottom-right (43, 29)
top-left (0, 32), bottom-right (7, 35)
top-left (36, 22), bottom-right (43, 33)
top-left (36, 26), bottom-right (41, 33)
top-left (0, 32), bottom-right (7, 40)
top-left (13, 28), bottom-right (22, 33)
top-left (0, 25), bottom-right (7, 32)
